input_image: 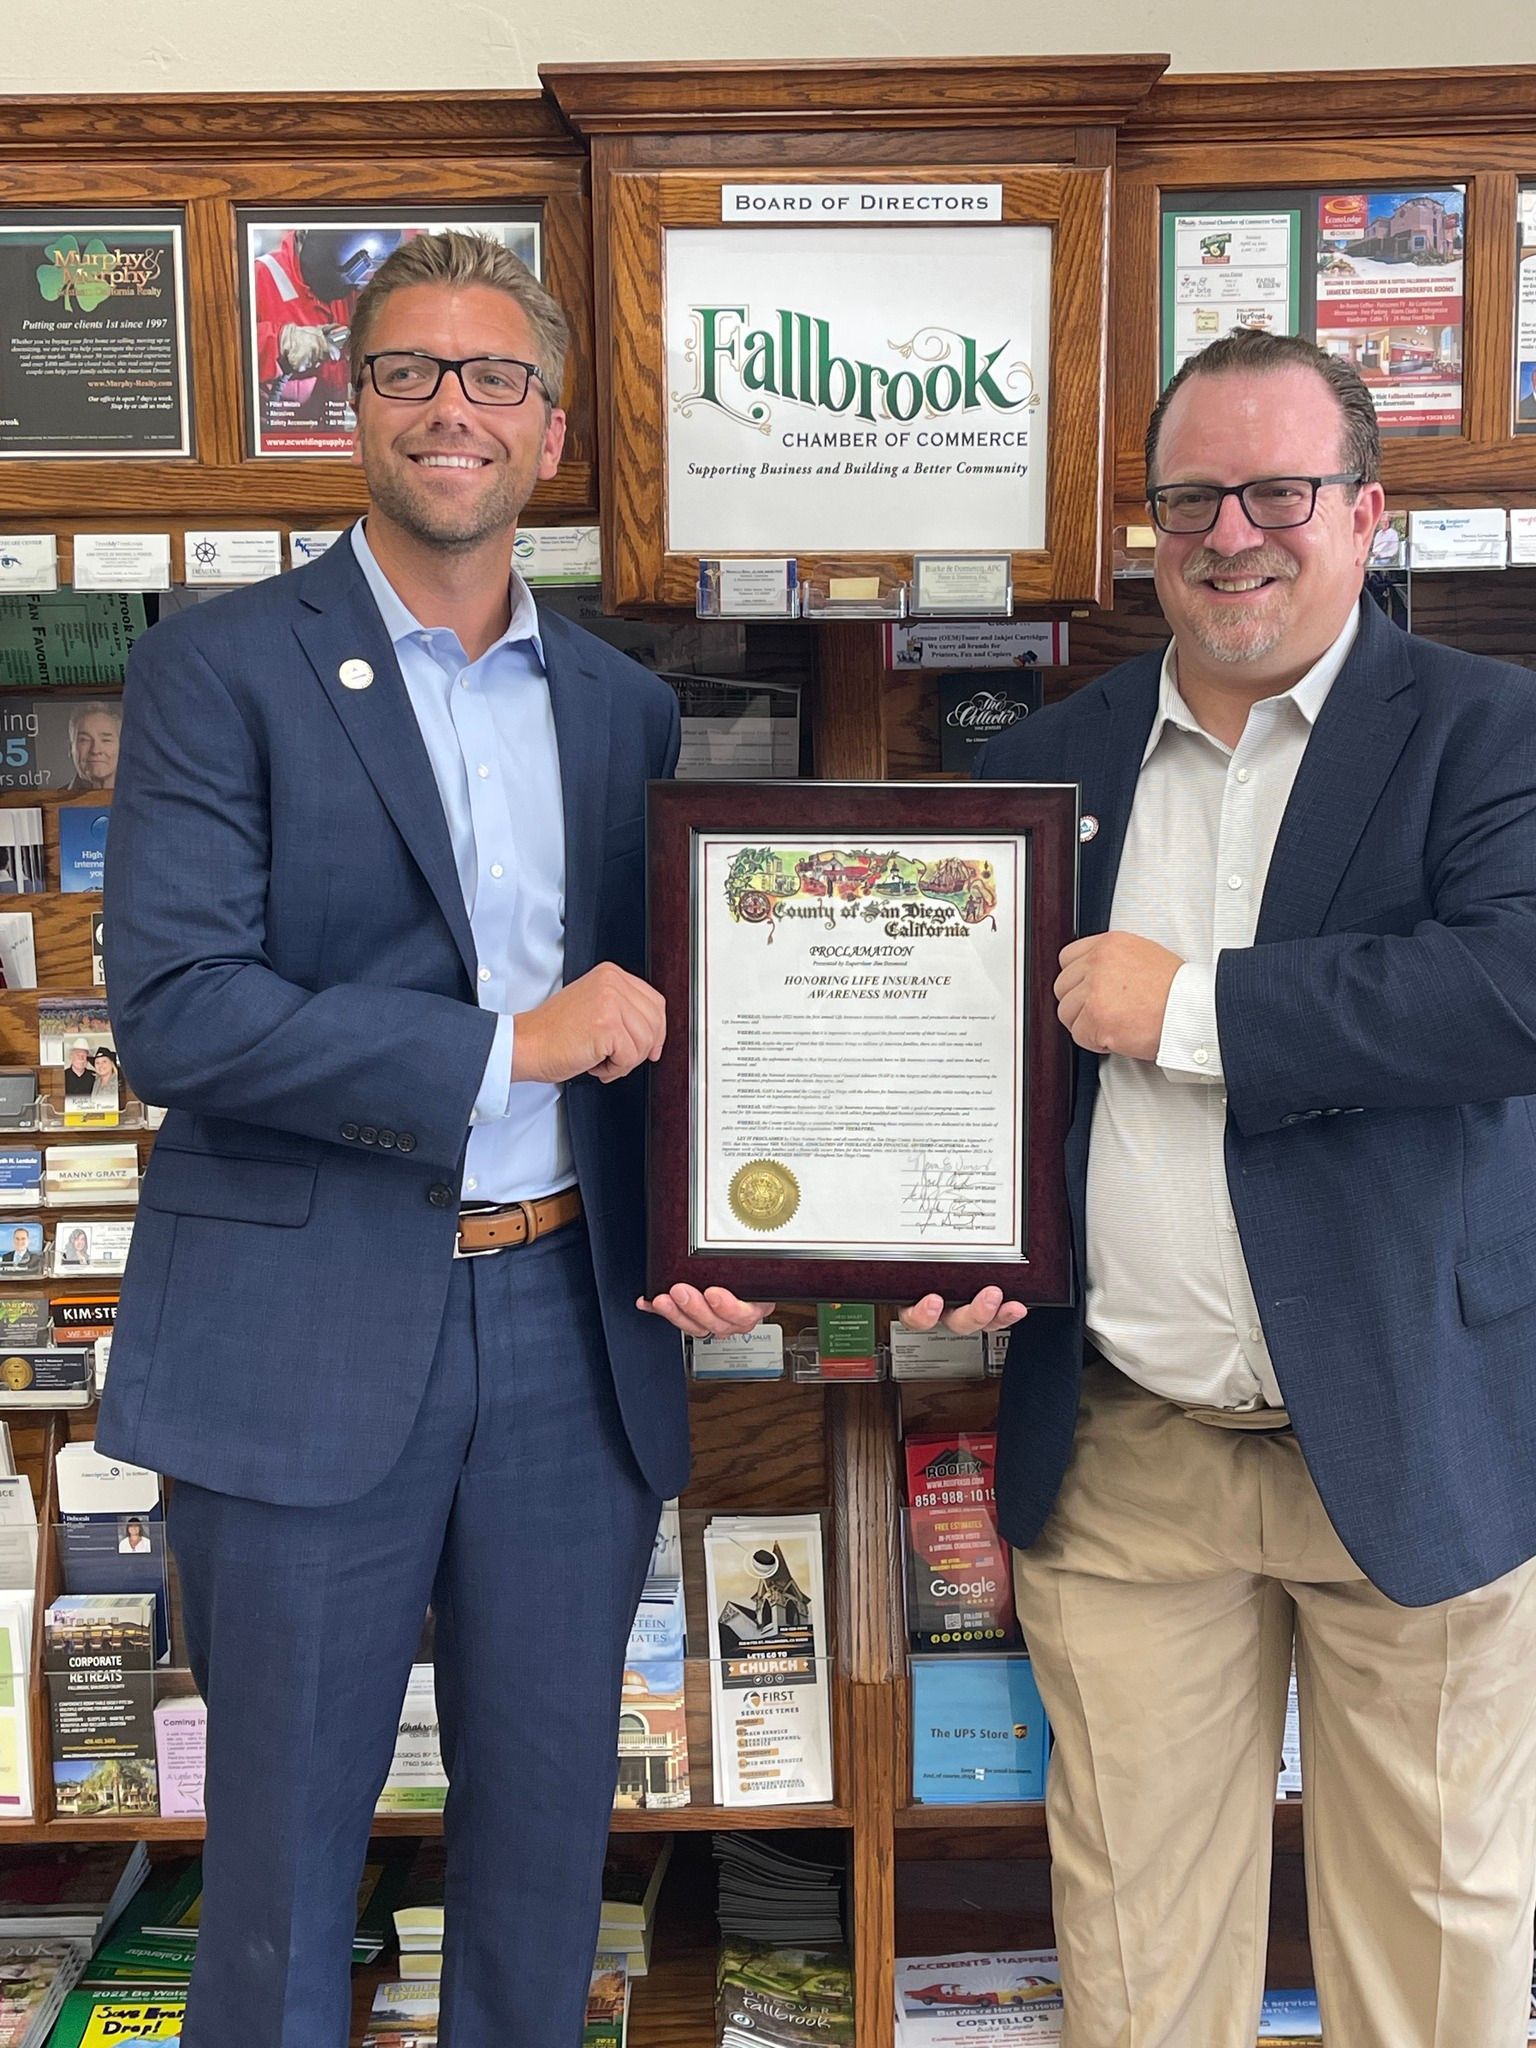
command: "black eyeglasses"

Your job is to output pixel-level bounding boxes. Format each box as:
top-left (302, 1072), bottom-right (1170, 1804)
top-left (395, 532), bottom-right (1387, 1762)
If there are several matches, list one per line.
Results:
top-left (1149, 473), bottom-right (1364, 535)
top-left (362, 352), bottom-right (550, 407)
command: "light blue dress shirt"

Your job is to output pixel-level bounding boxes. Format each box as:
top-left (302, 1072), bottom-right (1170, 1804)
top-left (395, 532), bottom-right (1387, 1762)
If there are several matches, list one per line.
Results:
top-left (351, 521), bottom-right (574, 1202)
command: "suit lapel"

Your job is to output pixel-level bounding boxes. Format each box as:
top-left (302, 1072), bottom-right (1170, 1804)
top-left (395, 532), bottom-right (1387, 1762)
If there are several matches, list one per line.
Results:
top-left (541, 612), bottom-right (611, 983)
top-left (292, 537), bottom-right (478, 985)
top-left (1257, 599), bottom-right (1419, 942)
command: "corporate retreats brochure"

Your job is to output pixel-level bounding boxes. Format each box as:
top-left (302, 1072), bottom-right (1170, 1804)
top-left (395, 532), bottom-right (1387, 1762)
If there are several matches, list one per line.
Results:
top-left (704, 1514), bottom-right (832, 1807)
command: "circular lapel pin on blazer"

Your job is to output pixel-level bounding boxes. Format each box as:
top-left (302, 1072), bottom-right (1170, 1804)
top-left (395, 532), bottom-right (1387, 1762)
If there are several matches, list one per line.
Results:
top-left (339, 659), bottom-right (374, 691)
top-left (1079, 815), bottom-right (1099, 843)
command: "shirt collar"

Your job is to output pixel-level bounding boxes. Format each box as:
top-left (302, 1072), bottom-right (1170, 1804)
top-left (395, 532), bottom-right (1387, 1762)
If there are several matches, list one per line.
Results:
top-left (1146, 604), bottom-right (1361, 764)
top-left (349, 519), bottom-right (544, 667)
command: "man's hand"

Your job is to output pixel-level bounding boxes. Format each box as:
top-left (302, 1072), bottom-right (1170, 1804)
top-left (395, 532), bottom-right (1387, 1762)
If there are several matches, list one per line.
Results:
top-left (639, 1286), bottom-right (776, 1340)
top-left (898, 1287), bottom-right (1027, 1337)
top-left (1055, 932), bottom-right (1183, 1061)
top-left (512, 962), bottom-right (665, 1086)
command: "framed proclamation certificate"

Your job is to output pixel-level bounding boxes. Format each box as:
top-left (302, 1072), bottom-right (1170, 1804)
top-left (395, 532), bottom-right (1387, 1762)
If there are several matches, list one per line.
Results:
top-left (647, 781), bottom-right (1077, 1304)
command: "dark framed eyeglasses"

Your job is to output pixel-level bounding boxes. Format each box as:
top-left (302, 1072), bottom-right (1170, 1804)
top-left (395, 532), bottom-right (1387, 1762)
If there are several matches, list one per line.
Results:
top-left (1148, 473), bottom-right (1364, 536)
top-left (362, 351), bottom-right (550, 407)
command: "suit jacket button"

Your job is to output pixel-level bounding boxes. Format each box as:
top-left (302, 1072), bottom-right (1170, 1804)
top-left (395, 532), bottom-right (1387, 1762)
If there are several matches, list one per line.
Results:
top-left (428, 1183), bottom-right (453, 1208)
top-left (377, 1129), bottom-right (396, 1149)
top-left (340, 1121), bottom-right (359, 1141)
top-left (397, 1134), bottom-right (416, 1155)
top-left (360, 1126), bottom-right (378, 1145)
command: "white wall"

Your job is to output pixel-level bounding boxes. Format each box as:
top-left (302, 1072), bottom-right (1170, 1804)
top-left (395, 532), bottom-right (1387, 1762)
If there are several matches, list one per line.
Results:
top-left (3, 0), bottom-right (1535, 95)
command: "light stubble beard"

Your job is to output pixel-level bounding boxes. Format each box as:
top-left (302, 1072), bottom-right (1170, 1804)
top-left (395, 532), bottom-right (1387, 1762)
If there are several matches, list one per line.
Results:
top-left (1177, 543), bottom-right (1300, 667)
top-left (360, 427), bottom-right (545, 555)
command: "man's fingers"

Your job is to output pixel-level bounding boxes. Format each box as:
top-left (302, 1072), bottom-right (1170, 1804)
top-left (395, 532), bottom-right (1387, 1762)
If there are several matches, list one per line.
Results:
top-left (897, 1294), bottom-right (947, 1332)
top-left (1058, 934), bottom-right (1103, 967)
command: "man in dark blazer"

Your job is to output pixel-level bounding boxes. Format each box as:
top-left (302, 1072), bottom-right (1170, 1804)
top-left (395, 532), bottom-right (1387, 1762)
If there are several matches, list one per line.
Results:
top-left (906, 329), bottom-right (1536, 2047)
top-left (101, 232), bottom-right (763, 2048)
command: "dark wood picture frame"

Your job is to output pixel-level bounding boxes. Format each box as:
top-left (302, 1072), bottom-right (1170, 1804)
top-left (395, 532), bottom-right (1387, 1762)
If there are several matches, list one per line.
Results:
top-left (646, 778), bottom-right (1078, 1305)
top-left (604, 165), bottom-right (1112, 610)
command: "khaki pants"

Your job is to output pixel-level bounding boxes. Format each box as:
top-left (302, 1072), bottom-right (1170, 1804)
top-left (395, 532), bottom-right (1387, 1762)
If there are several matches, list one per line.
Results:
top-left (1011, 1361), bottom-right (1536, 2048)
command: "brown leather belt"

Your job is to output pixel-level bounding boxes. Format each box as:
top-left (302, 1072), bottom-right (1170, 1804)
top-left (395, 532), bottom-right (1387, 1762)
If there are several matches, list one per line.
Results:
top-left (453, 1187), bottom-right (582, 1258)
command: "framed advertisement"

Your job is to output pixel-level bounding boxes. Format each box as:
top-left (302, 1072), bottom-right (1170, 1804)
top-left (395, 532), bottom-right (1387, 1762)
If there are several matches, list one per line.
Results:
top-left (647, 779), bottom-right (1077, 1304)
top-left (603, 167), bottom-right (1111, 608)
top-left (0, 211), bottom-right (192, 459)
top-left (237, 207), bottom-right (543, 458)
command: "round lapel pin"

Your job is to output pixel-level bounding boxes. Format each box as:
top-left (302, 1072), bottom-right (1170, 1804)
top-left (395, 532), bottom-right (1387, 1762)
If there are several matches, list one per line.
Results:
top-left (1080, 815), bottom-right (1099, 843)
top-left (339, 659), bottom-right (374, 691)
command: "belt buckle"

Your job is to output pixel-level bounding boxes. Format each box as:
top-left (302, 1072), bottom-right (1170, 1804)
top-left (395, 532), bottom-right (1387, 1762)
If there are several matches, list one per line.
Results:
top-left (452, 1201), bottom-right (503, 1260)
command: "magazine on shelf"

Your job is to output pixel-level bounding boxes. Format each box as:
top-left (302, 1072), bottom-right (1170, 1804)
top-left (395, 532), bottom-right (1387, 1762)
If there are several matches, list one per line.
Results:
top-left (57, 810), bottom-right (109, 895)
top-left (625, 1499), bottom-right (685, 1661)
top-left (54, 1444), bottom-right (170, 1665)
top-left (894, 1949), bottom-right (1062, 2044)
top-left (43, 1595), bottom-right (157, 1819)
top-left (1257, 1987), bottom-right (1322, 2038)
top-left (615, 1657), bottom-right (689, 1816)
top-left (36, 1002), bottom-right (112, 1073)
top-left (716, 1939), bottom-right (854, 2048)
top-left (152, 1698), bottom-right (205, 1820)
top-left (704, 1514), bottom-right (833, 1807)
top-left (909, 1656), bottom-right (1048, 1805)
top-left (0, 1937), bottom-right (90, 2048)
top-left (903, 1432), bottom-right (1018, 1653)
top-left (0, 814), bottom-right (44, 897)
top-left (47, 1986), bottom-right (187, 2048)
top-left (377, 1663), bottom-right (446, 1814)
top-left (0, 1597), bottom-right (34, 1819)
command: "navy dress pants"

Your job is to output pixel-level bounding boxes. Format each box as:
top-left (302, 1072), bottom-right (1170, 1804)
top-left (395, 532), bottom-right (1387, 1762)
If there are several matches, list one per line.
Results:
top-left (169, 1220), bottom-right (661, 2048)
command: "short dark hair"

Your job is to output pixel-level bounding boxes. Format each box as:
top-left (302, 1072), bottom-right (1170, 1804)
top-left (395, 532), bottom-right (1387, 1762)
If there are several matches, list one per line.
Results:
top-left (1144, 328), bottom-right (1381, 494)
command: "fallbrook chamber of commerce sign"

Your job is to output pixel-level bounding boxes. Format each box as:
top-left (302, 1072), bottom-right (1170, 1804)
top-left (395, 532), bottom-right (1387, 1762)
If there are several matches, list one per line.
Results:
top-left (665, 225), bottom-right (1052, 555)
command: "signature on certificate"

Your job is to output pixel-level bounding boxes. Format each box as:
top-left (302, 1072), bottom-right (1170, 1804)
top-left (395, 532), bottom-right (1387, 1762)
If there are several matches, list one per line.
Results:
top-left (900, 1151), bottom-right (993, 1234)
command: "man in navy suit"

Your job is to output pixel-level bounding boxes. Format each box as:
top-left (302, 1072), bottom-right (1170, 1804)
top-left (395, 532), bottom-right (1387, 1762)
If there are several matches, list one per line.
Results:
top-left (905, 329), bottom-right (1536, 2046)
top-left (102, 232), bottom-right (764, 2048)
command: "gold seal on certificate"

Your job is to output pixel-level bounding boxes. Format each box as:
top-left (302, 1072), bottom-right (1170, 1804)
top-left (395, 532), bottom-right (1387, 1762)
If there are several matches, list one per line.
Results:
top-left (728, 1160), bottom-right (801, 1231)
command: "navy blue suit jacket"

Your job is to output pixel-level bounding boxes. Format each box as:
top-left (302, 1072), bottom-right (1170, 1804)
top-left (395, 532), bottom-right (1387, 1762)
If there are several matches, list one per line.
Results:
top-left (98, 533), bottom-right (688, 1507)
top-left (981, 596), bottom-right (1536, 1606)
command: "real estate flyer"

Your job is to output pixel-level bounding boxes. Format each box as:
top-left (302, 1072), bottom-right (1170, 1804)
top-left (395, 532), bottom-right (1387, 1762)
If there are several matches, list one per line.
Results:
top-left (705, 1514), bottom-right (833, 1807)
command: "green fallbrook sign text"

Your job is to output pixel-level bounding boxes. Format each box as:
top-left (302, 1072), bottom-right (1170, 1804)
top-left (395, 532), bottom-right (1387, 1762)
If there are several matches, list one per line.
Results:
top-left (675, 307), bottom-right (1038, 431)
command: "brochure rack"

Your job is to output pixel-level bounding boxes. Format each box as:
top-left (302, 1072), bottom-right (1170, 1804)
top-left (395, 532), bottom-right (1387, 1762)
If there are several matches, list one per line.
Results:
top-left (0, 58), bottom-right (1531, 2048)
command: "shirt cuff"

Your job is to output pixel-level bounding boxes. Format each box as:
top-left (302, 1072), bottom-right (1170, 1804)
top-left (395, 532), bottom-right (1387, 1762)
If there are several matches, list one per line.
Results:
top-left (469, 1014), bottom-right (515, 1126)
top-left (1157, 962), bottom-right (1224, 1081)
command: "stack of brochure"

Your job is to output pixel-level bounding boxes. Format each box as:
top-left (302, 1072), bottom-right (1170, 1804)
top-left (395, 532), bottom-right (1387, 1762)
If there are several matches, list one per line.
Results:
top-left (394, 1838), bottom-right (672, 1982)
top-left (703, 1516), bottom-right (832, 1807)
top-left (713, 1835), bottom-right (844, 1949)
top-left (894, 1950), bottom-right (1062, 2044)
top-left (362, 1952), bottom-right (631, 2047)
